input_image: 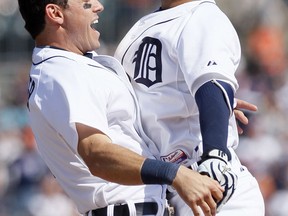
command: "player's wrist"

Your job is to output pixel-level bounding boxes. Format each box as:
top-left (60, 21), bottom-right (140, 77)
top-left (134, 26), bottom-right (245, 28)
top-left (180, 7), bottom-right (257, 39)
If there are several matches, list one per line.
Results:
top-left (200, 149), bottom-right (231, 163)
top-left (141, 158), bottom-right (180, 185)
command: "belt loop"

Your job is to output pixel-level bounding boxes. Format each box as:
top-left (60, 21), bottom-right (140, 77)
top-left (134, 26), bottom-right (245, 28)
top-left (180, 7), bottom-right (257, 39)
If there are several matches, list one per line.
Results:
top-left (107, 204), bottom-right (114, 216)
top-left (126, 201), bottom-right (136, 216)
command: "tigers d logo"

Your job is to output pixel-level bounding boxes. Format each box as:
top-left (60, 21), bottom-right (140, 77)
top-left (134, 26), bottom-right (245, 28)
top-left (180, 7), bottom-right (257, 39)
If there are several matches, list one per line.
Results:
top-left (133, 37), bottom-right (162, 87)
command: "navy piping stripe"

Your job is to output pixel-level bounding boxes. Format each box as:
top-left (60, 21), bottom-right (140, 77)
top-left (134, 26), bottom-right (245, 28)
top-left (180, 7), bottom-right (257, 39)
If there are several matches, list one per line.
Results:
top-left (32, 56), bottom-right (71, 66)
top-left (32, 56), bottom-right (103, 69)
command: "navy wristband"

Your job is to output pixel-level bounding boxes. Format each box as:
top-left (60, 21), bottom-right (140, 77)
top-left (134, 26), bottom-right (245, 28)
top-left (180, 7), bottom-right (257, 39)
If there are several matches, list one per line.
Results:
top-left (141, 159), bottom-right (180, 185)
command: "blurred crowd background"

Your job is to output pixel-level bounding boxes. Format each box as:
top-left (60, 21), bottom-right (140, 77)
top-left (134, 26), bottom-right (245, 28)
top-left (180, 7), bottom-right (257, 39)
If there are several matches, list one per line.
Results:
top-left (0, 0), bottom-right (287, 215)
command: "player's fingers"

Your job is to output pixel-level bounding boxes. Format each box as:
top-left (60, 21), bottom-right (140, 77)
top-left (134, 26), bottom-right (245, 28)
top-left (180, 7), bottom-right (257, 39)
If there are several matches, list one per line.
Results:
top-left (198, 200), bottom-right (214, 216)
top-left (204, 195), bottom-right (217, 216)
top-left (237, 124), bottom-right (243, 135)
top-left (235, 98), bottom-right (258, 111)
top-left (212, 188), bottom-right (224, 203)
top-left (234, 109), bottom-right (248, 125)
top-left (191, 203), bottom-right (201, 216)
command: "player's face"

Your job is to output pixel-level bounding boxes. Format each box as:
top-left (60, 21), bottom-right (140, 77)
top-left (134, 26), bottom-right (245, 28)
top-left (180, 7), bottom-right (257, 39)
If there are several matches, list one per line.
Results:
top-left (63, 0), bottom-right (104, 54)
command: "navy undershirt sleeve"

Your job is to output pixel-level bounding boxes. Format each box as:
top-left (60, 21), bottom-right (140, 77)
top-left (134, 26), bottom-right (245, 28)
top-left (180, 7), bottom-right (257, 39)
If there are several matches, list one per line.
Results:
top-left (195, 81), bottom-right (233, 160)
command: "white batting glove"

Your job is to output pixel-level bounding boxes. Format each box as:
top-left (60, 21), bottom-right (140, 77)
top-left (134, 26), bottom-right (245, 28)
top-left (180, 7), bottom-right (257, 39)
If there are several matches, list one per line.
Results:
top-left (197, 149), bottom-right (238, 212)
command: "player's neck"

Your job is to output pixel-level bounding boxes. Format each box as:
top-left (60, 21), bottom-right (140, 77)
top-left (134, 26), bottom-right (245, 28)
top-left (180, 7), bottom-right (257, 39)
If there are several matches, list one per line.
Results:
top-left (161, 0), bottom-right (194, 10)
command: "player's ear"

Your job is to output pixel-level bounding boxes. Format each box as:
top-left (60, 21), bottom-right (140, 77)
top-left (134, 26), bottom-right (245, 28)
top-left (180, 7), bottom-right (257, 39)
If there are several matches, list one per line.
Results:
top-left (45, 4), bottom-right (64, 25)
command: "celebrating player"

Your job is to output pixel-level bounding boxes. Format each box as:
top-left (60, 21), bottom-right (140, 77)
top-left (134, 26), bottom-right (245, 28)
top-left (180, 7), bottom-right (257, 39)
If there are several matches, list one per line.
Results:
top-left (115, 0), bottom-right (265, 215)
top-left (18, 0), bottom-right (225, 216)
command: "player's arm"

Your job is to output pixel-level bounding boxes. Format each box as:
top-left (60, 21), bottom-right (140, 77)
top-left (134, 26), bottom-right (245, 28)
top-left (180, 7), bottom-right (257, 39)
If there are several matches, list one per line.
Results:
top-left (195, 80), bottom-right (237, 211)
top-left (76, 123), bottom-right (223, 216)
top-left (76, 122), bottom-right (144, 184)
top-left (195, 80), bottom-right (233, 158)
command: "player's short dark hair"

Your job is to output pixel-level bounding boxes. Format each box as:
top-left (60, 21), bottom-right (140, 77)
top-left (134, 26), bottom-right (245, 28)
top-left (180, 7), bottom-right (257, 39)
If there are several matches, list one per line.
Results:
top-left (18, 0), bottom-right (68, 39)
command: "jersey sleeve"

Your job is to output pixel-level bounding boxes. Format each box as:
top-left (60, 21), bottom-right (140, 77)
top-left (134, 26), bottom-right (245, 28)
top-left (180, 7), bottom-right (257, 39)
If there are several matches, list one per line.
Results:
top-left (38, 60), bottom-right (110, 152)
top-left (177, 2), bottom-right (240, 96)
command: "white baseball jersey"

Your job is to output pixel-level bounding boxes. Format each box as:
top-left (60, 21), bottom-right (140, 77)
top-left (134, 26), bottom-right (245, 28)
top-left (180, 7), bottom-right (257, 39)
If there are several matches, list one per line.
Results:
top-left (27, 47), bottom-right (165, 214)
top-left (115, 1), bottom-right (265, 215)
top-left (115, 0), bottom-right (240, 166)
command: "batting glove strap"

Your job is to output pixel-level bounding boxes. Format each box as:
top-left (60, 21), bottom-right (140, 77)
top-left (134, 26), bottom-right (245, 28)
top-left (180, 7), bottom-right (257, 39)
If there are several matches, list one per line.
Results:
top-left (197, 149), bottom-right (238, 212)
top-left (198, 149), bottom-right (229, 164)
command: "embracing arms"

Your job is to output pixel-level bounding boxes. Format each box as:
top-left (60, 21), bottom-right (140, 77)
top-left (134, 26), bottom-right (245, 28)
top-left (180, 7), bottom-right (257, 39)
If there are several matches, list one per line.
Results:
top-left (76, 123), bottom-right (223, 216)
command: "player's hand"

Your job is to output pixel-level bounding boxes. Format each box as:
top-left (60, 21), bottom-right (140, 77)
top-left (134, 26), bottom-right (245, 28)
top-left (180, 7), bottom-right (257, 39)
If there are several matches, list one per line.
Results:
top-left (197, 149), bottom-right (238, 212)
top-left (172, 166), bottom-right (224, 216)
top-left (234, 98), bottom-right (258, 134)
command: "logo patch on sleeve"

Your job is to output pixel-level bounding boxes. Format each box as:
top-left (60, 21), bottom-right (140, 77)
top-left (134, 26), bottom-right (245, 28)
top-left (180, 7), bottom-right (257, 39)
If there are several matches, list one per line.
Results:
top-left (160, 149), bottom-right (187, 164)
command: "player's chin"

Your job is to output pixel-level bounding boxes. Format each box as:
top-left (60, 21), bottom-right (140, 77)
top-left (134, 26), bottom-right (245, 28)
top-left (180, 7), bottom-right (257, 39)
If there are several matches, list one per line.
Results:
top-left (89, 34), bottom-right (101, 49)
top-left (90, 40), bottom-right (101, 51)
top-left (93, 31), bottom-right (100, 42)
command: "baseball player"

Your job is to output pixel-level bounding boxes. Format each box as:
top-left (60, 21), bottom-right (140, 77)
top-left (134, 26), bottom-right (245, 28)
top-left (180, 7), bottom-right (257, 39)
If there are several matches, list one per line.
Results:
top-left (18, 0), bottom-right (224, 215)
top-left (115, 0), bottom-right (265, 215)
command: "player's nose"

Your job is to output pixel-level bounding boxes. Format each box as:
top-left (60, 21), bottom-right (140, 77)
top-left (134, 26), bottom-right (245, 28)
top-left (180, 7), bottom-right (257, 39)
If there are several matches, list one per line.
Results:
top-left (92, 0), bottom-right (104, 13)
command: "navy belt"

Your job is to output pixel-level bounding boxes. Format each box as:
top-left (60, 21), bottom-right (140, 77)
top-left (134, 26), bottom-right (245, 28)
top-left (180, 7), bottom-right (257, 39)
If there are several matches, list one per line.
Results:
top-left (88, 202), bottom-right (159, 216)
